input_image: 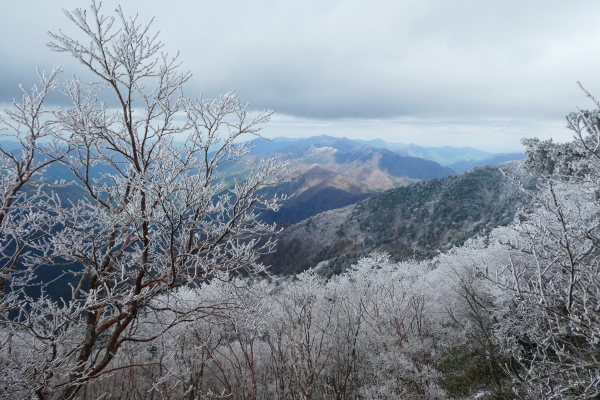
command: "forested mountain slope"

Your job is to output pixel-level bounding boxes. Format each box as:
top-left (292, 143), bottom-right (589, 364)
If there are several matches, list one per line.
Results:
top-left (262, 162), bottom-right (535, 275)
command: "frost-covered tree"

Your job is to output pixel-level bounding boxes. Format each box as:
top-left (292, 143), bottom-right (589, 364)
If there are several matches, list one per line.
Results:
top-left (65, 253), bottom-right (456, 399)
top-left (492, 186), bottom-right (600, 398)
top-left (0, 2), bottom-right (289, 399)
top-left (0, 69), bottom-right (73, 399)
top-left (479, 88), bottom-right (600, 399)
top-left (0, 69), bottom-right (65, 307)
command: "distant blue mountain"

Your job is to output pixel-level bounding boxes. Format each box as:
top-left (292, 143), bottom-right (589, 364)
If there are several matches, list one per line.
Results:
top-left (0, 140), bottom-right (23, 151)
top-left (256, 136), bottom-right (495, 166)
top-left (447, 153), bottom-right (525, 172)
top-left (334, 144), bottom-right (454, 180)
top-left (249, 135), bottom-right (357, 154)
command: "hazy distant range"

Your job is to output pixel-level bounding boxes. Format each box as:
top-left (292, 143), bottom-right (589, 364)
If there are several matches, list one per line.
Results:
top-left (249, 135), bottom-right (524, 172)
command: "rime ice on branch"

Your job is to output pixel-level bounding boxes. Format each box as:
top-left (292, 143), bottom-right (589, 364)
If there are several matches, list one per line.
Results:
top-left (0, 2), bottom-right (289, 398)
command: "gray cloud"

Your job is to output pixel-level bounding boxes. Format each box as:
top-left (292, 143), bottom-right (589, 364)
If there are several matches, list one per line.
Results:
top-left (2, 0), bottom-right (599, 150)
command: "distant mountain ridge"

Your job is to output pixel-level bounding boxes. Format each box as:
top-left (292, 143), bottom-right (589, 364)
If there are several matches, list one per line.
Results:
top-left (447, 153), bottom-right (526, 172)
top-left (354, 139), bottom-right (493, 165)
top-left (255, 135), bottom-right (522, 168)
top-left (253, 141), bottom-right (454, 226)
top-left (243, 138), bottom-right (525, 228)
top-left (255, 137), bottom-right (455, 188)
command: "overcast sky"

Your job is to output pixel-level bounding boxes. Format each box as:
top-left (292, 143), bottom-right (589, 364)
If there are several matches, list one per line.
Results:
top-left (2, 0), bottom-right (600, 152)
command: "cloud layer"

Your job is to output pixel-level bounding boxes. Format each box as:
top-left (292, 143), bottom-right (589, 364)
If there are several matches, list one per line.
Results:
top-left (2, 0), bottom-right (599, 150)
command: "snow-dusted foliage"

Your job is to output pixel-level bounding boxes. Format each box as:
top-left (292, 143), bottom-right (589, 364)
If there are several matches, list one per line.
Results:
top-left (69, 253), bottom-right (458, 399)
top-left (0, 68), bottom-right (67, 315)
top-left (492, 186), bottom-right (600, 398)
top-left (462, 92), bottom-right (600, 399)
top-left (493, 166), bottom-right (600, 394)
top-left (0, 2), bottom-right (289, 398)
